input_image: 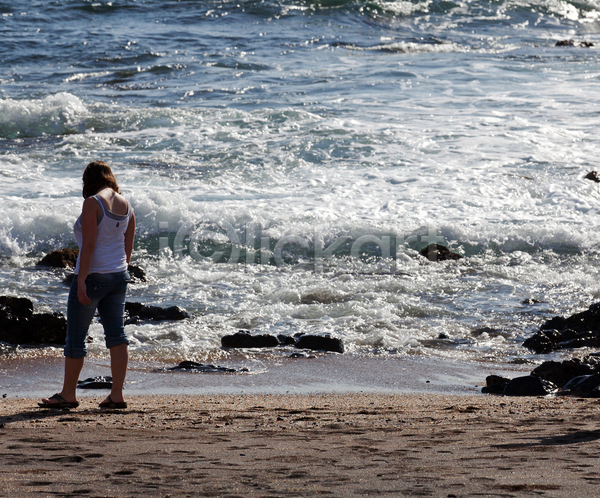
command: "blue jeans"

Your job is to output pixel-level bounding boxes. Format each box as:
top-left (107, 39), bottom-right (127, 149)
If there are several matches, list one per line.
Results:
top-left (65, 271), bottom-right (131, 359)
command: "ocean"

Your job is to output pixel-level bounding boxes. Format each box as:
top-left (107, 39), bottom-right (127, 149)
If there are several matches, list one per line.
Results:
top-left (2, 0), bottom-right (600, 379)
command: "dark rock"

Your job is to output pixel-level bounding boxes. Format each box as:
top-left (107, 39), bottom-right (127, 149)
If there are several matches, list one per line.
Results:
top-left (25, 313), bottom-right (67, 344)
top-left (540, 316), bottom-right (568, 332)
top-left (0, 296), bottom-right (66, 345)
top-left (0, 296), bottom-right (33, 318)
top-left (295, 334), bottom-right (344, 354)
top-left (481, 375), bottom-right (511, 394)
top-left (521, 298), bottom-right (543, 305)
top-left (544, 303), bottom-right (600, 333)
top-left (221, 331), bottom-right (280, 349)
top-left (523, 302), bottom-right (600, 353)
top-left (560, 374), bottom-right (600, 397)
top-left (502, 375), bottom-right (557, 396)
top-left (523, 329), bottom-right (562, 354)
top-left (37, 248), bottom-right (79, 268)
top-left (277, 334), bottom-right (297, 346)
top-left (126, 264), bottom-right (147, 283)
top-left (125, 303), bottom-right (191, 324)
top-left (136, 305), bottom-right (190, 321)
top-left (557, 331), bottom-right (600, 350)
top-left (167, 361), bottom-right (242, 373)
top-left (556, 39), bottom-right (594, 47)
top-left (532, 356), bottom-right (600, 387)
top-left (471, 327), bottom-right (506, 338)
top-left (419, 244), bottom-right (462, 262)
top-left (585, 171), bottom-right (600, 183)
top-left (125, 302), bottom-right (144, 316)
top-left (78, 376), bottom-right (113, 389)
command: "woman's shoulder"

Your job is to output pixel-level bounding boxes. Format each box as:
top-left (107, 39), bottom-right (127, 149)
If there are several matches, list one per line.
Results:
top-left (82, 195), bottom-right (102, 211)
top-left (95, 190), bottom-right (129, 216)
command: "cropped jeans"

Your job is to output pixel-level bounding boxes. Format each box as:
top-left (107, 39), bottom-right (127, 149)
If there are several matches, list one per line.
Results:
top-left (64, 271), bottom-right (130, 359)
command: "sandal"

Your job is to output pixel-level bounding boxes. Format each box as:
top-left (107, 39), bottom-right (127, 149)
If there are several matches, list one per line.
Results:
top-left (38, 393), bottom-right (79, 409)
top-left (99, 395), bottom-right (127, 409)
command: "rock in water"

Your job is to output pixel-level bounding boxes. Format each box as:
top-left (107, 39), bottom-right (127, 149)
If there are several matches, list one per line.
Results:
top-left (523, 302), bottom-right (600, 353)
top-left (0, 296), bottom-right (33, 318)
top-left (37, 248), bottom-right (79, 268)
top-left (295, 334), bottom-right (344, 353)
top-left (585, 171), bottom-right (600, 183)
top-left (556, 39), bottom-right (594, 48)
top-left (221, 331), bottom-right (280, 348)
top-left (419, 244), bottom-right (462, 262)
top-left (167, 361), bottom-right (242, 373)
top-left (126, 264), bottom-right (147, 282)
top-left (0, 296), bottom-right (66, 345)
top-left (125, 303), bottom-right (191, 324)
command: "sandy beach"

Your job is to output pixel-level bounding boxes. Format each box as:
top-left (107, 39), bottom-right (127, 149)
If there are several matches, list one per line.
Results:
top-left (2, 392), bottom-right (600, 497)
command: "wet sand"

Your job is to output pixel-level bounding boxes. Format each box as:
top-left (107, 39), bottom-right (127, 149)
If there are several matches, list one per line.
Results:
top-left (2, 393), bottom-right (600, 497)
top-left (0, 353), bottom-right (531, 397)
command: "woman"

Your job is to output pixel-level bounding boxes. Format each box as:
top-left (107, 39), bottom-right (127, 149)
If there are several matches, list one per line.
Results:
top-left (40, 161), bottom-right (136, 409)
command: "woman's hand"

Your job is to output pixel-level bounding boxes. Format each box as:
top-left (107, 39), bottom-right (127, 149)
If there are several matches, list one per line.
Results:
top-left (77, 279), bottom-right (91, 305)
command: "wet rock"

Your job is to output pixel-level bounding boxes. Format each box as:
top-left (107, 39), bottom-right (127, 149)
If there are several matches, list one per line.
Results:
top-left (221, 331), bottom-right (280, 349)
top-left (556, 39), bottom-right (594, 47)
top-left (277, 334), bottom-right (297, 346)
top-left (532, 356), bottom-right (600, 387)
top-left (523, 302), bottom-right (600, 353)
top-left (125, 303), bottom-right (191, 324)
top-left (544, 303), bottom-right (600, 333)
top-left (584, 171), bottom-right (600, 183)
top-left (78, 376), bottom-right (113, 389)
top-left (502, 375), bottom-right (558, 396)
top-left (166, 361), bottom-right (246, 373)
top-left (523, 329), bottom-right (562, 354)
top-left (419, 244), bottom-right (462, 262)
top-left (295, 334), bottom-right (344, 354)
top-left (0, 296), bottom-right (66, 345)
top-left (481, 375), bottom-right (511, 394)
top-left (126, 264), bottom-right (147, 283)
top-left (560, 374), bottom-right (600, 397)
top-left (37, 248), bottom-right (79, 268)
top-left (471, 327), bottom-right (507, 338)
top-left (0, 296), bottom-right (33, 318)
top-left (521, 298), bottom-right (543, 305)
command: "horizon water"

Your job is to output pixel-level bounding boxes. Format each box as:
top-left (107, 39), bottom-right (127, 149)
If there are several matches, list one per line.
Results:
top-left (3, 0), bottom-right (600, 381)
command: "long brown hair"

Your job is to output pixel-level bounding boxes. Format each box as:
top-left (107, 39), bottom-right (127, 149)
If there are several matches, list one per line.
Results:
top-left (82, 161), bottom-right (121, 198)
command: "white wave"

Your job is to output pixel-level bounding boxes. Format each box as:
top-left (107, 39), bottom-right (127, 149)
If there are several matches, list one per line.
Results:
top-left (0, 93), bottom-right (90, 138)
top-left (63, 71), bottom-right (111, 83)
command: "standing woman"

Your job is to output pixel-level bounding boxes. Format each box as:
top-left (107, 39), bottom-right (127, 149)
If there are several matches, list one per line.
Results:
top-left (40, 161), bottom-right (136, 409)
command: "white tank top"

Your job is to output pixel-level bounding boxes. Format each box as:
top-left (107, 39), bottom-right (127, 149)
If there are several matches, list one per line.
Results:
top-left (74, 194), bottom-right (132, 274)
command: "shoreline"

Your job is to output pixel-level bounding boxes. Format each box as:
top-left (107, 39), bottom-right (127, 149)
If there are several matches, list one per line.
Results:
top-left (0, 352), bottom-right (532, 399)
top-left (2, 392), bottom-right (599, 496)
